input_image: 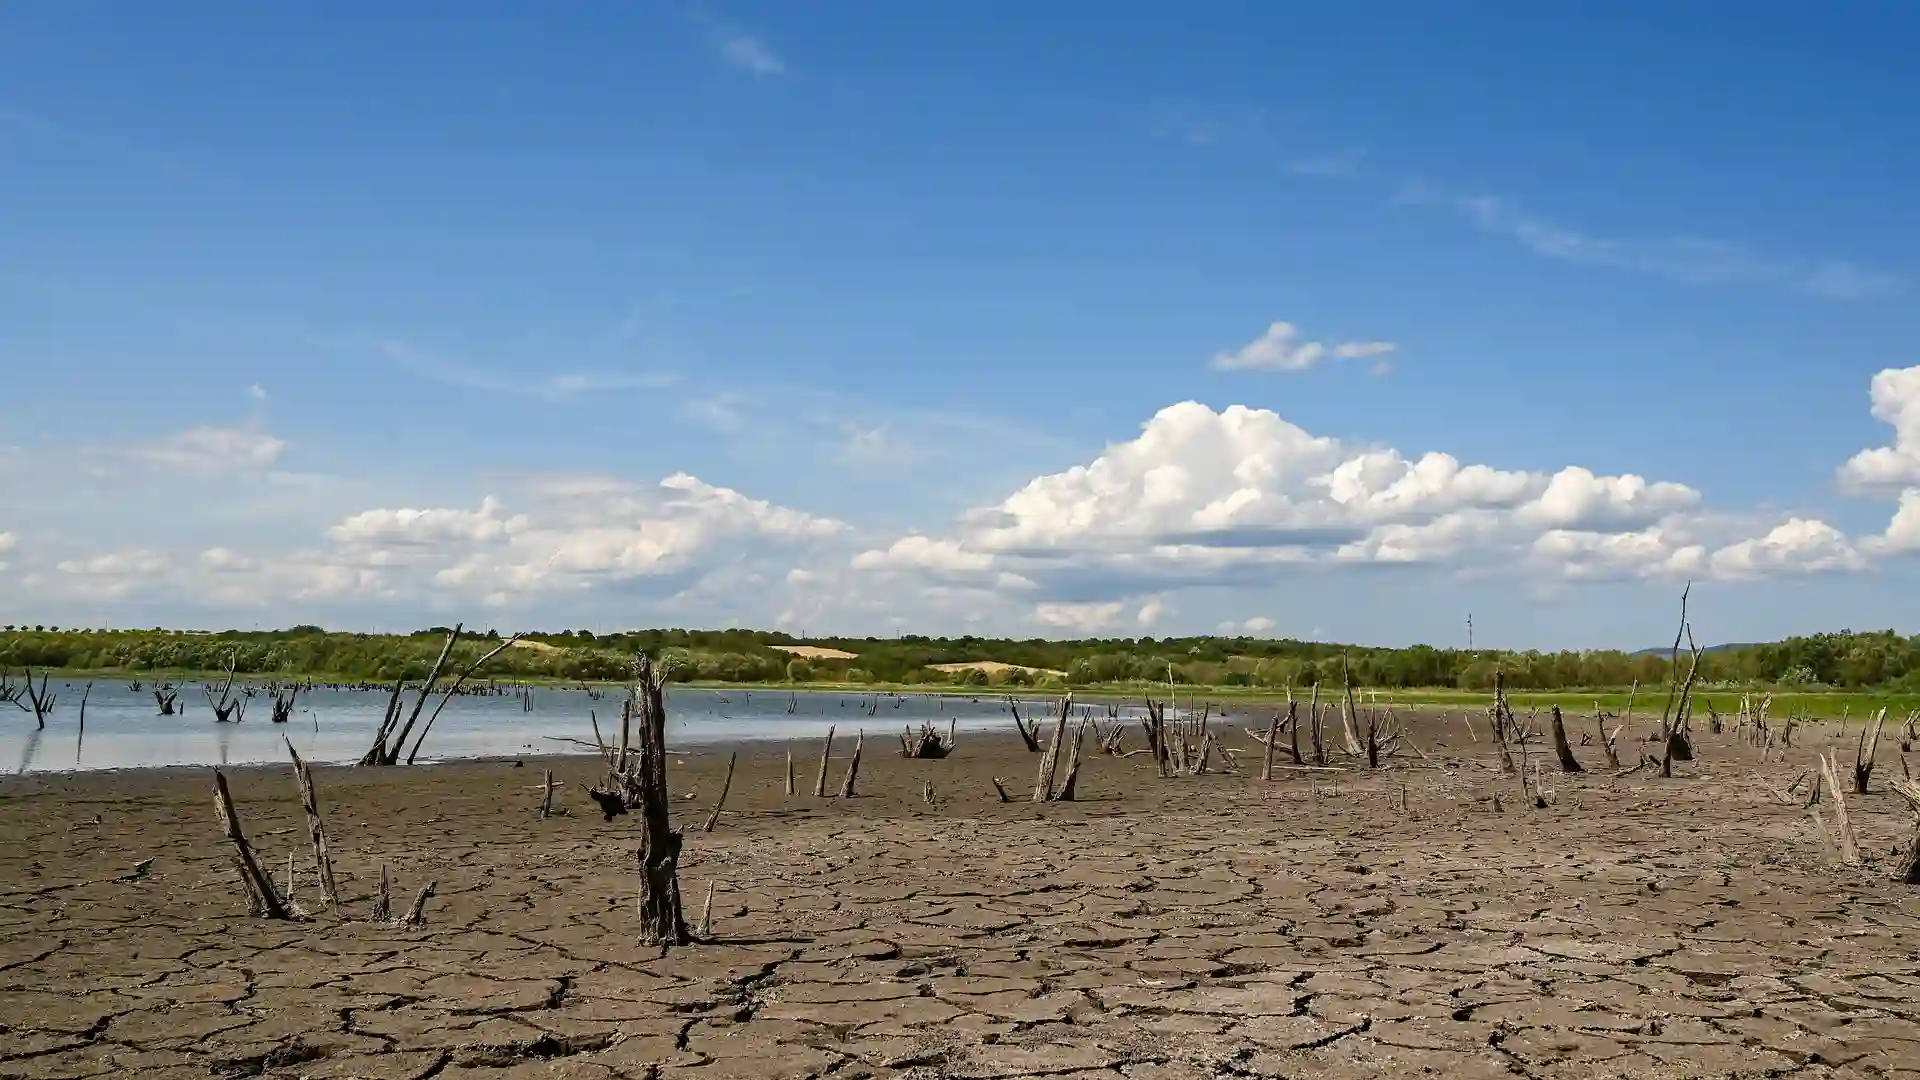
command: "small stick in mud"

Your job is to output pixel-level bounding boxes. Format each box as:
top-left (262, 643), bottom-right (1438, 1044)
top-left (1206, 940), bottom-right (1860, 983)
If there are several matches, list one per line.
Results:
top-left (784, 745), bottom-right (795, 796)
top-left (702, 751), bottom-right (737, 832)
top-left (699, 880), bottom-right (716, 938)
top-left (540, 769), bottom-right (556, 819)
top-left (813, 726), bottom-right (835, 798)
top-left (991, 777), bottom-right (1011, 802)
top-left (376, 865), bottom-right (392, 922)
top-left (401, 881), bottom-right (436, 926)
top-left (213, 770), bottom-right (293, 920)
top-left (838, 731), bottom-right (864, 798)
top-left (1889, 777), bottom-right (1920, 883)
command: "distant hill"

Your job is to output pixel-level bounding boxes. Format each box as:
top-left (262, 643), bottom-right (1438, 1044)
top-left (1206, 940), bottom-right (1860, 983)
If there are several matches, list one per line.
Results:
top-left (1632, 642), bottom-right (1759, 656)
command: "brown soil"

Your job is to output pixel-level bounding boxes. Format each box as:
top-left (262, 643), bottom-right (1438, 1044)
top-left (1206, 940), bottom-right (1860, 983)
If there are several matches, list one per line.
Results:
top-left (3, 712), bottom-right (1919, 1079)
top-left (927, 663), bottom-right (1067, 678)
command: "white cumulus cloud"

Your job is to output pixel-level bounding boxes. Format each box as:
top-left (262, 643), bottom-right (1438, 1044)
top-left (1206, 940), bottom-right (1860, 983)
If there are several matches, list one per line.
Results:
top-left (1210, 322), bottom-right (1397, 373)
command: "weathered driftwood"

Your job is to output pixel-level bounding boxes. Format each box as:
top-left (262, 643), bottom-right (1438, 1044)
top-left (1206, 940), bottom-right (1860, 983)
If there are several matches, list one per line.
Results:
top-left (990, 776), bottom-right (1012, 802)
top-left (213, 770), bottom-right (294, 919)
top-left (1033, 696), bottom-right (1073, 802)
top-left (703, 751), bottom-right (737, 831)
top-left (813, 726), bottom-right (835, 798)
top-left (1816, 751), bottom-right (1861, 866)
top-left (784, 745), bottom-right (795, 796)
top-left (1338, 656), bottom-right (1364, 757)
top-left (540, 769), bottom-right (556, 820)
top-left (284, 738), bottom-right (340, 906)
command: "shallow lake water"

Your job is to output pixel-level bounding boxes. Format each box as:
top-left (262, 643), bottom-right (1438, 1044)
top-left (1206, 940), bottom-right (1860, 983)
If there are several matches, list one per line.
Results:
top-left (1, 681), bottom-right (1080, 774)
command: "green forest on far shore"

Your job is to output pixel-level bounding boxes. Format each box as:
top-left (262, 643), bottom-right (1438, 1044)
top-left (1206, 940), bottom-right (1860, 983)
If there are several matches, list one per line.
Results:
top-left (2, 623), bottom-right (1918, 698)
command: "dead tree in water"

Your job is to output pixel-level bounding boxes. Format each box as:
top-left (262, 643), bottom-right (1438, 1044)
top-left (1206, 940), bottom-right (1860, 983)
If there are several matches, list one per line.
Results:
top-left (362, 625), bottom-right (461, 765)
top-left (269, 684), bottom-right (301, 724)
top-left (16, 669), bottom-right (55, 729)
top-left (154, 682), bottom-right (180, 715)
top-left (206, 655), bottom-right (245, 723)
top-left (1548, 705), bottom-right (1583, 773)
top-left (405, 633), bottom-right (521, 764)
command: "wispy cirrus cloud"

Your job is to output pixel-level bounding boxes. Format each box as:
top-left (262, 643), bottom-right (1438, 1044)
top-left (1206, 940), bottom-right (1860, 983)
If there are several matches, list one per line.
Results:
top-left (711, 26), bottom-right (784, 76)
top-left (1401, 184), bottom-right (1904, 301)
top-left (377, 340), bottom-right (677, 402)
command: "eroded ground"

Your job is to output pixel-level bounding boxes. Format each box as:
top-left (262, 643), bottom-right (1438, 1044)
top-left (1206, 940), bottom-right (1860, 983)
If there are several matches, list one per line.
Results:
top-left (4, 712), bottom-right (1920, 1079)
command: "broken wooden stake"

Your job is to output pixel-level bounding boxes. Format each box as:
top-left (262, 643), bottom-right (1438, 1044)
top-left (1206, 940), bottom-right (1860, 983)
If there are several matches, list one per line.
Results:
top-left (702, 751), bottom-right (737, 832)
top-left (813, 726), bottom-right (835, 798)
top-left (285, 738), bottom-right (340, 907)
top-left (837, 731), bottom-right (864, 798)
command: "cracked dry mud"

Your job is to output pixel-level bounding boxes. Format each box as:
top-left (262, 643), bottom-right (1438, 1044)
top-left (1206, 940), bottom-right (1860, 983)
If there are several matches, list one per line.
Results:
top-left (5, 717), bottom-right (1920, 1079)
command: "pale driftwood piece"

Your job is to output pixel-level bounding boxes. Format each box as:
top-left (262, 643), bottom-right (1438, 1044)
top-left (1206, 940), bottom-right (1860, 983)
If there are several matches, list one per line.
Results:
top-left (703, 751), bottom-right (737, 832)
top-left (285, 738), bottom-right (340, 906)
top-left (922, 781), bottom-right (936, 805)
top-left (699, 880), bottom-right (716, 938)
top-left (1033, 696), bottom-right (1073, 801)
top-left (407, 633), bottom-right (523, 764)
top-left (813, 725), bottom-right (835, 798)
top-left (1056, 720), bottom-right (1088, 801)
top-left (214, 770), bottom-right (292, 919)
top-left (991, 777), bottom-right (1011, 802)
top-left (1888, 777), bottom-right (1920, 884)
top-left (838, 730), bottom-right (864, 798)
top-left (401, 881), bottom-right (437, 925)
top-left (1818, 752), bottom-right (1861, 866)
top-left (784, 745), bottom-right (795, 796)
top-left (1856, 708), bottom-right (1888, 794)
top-left (540, 769), bottom-right (556, 819)
top-left (1549, 705), bottom-right (1583, 773)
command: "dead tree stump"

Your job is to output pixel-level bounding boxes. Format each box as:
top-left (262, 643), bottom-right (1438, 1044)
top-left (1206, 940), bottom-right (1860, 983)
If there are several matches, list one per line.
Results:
top-left (1548, 705), bottom-right (1583, 773)
top-left (630, 657), bottom-right (689, 946)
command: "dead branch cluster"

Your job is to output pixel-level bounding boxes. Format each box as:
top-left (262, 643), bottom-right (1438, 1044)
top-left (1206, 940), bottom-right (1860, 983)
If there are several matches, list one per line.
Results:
top-left (360, 624), bottom-right (522, 766)
top-left (899, 719), bottom-right (957, 759)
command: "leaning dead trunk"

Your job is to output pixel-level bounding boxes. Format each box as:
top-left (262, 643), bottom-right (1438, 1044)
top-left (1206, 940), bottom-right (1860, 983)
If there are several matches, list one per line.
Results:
top-left (213, 770), bottom-right (293, 920)
top-left (1548, 705), bottom-right (1583, 773)
top-left (1889, 777), bottom-right (1920, 884)
top-left (1856, 708), bottom-right (1888, 795)
top-left (629, 657), bottom-right (689, 946)
top-left (284, 738), bottom-right (340, 907)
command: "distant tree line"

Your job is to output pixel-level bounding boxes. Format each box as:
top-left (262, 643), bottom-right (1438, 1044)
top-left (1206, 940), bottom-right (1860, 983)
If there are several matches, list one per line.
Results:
top-left (0, 625), bottom-right (1915, 692)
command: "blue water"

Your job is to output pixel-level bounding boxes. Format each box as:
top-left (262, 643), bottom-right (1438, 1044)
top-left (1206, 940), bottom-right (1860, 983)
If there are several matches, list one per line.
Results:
top-left (0, 681), bottom-right (1073, 773)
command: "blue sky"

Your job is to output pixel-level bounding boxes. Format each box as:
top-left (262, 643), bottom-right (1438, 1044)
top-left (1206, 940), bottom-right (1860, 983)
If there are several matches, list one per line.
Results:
top-left (3, 2), bottom-right (1919, 649)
